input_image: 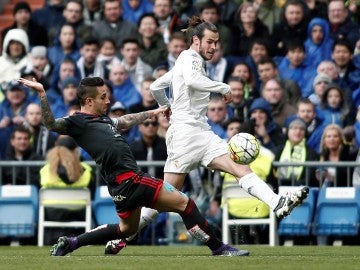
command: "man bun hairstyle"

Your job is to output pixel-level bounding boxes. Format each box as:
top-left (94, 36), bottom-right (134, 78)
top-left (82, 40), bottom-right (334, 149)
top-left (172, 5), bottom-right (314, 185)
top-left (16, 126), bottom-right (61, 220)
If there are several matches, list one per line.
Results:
top-left (182, 16), bottom-right (218, 46)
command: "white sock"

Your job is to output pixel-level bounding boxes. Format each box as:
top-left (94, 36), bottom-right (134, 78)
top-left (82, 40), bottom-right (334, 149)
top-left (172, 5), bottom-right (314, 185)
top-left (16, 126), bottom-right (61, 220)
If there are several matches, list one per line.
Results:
top-left (126, 207), bottom-right (159, 241)
top-left (238, 172), bottom-right (281, 210)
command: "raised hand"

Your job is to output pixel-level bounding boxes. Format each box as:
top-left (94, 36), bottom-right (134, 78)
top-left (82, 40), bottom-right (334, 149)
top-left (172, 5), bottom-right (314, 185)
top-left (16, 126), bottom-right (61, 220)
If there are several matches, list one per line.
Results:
top-left (18, 77), bottom-right (45, 95)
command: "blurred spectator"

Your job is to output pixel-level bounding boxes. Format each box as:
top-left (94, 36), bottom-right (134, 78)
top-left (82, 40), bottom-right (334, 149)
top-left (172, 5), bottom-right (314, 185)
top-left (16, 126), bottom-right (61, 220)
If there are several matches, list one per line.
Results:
top-left (304, 0), bottom-right (328, 19)
top-left (211, 0), bottom-right (239, 26)
top-left (271, 0), bottom-right (309, 56)
top-left (47, 58), bottom-right (81, 105)
top-left (91, 0), bottom-right (139, 49)
top-left (52, 77), bottom-right (80, 119)
top-left (317, 123), bottom-right (358, 187)
top-left (0, 29), bottom-right (30, 87)
top-left (261, 78), bottom-right (297, 127)
top-left (108, 101), bottom-right (127, 118)
top-left (277, 41), bottom-right (315, 97)
top-left (327, 0), bottom-right (360, 50)
top-left (248, 97), bottom-right (285, 151)
top-left (198, 1), bottom-right (232, 56)
top-left (129, 77), bottom-right (158, 113)
top-left (108, 63), bottom-right (142, 108)
top-left (1, 1), bottom-right (48, 51)
top-left (157, 111), bottom-right (170, 138)
top-left (23, 103), bottom-right (57, 158)
top-left (48, 24), bottom-right (81, 69)
top-left (0, 82), bottom-right (30, 159)
top-left (273, 117), bottom-right (319, 187)
top-left (31, 0), bottom-right (65, 40)
top-left (83, 0), bottom-right (103, 26)
top-left (229, 62), bottom-right (256, 100)
top-left (122, 0), bottom-right (153, 24)
top-left (40, 135), bottom-right (95, 245)
top-left (119, 37), bottom-right (153, 91)
top-left (206, 95), bottom-right (228, 140)
top-left (226, 76), bottom-right (251, 122)
top-left (153, 0), bottom-right (182, 44)
top-left (1, 126), bottom-right (42, 186)
top-left (137, 13), bottom-right (168, 69)
top-left (97, 38), bottom-right (121, 80)
top-left (21, 46), bottom-right (53, 90)
top-left (317, 83), bottom-right (353, 128)
top-left (52, 0), bottom-right (93, 44)
top-left (257, 56), bottom-right (301, 105)
top-left (230, 1), bottom-right (270, 57)
top-left (331, 39), bottom-right (360, 91)
top-left (304, 17), bottom-right (333, 70)
top-left (295, 98), bottom-right (325, 154)
top-left (76, 37), bottom-right (105, 78)
top-left (254, 0), bottom-right (281, 35)
top-left (159, 31), bottom-right (187, 70)
top-left (205, 42), bottom-right (229, 82)
top-left (308, 73), bottom-right (331, 106)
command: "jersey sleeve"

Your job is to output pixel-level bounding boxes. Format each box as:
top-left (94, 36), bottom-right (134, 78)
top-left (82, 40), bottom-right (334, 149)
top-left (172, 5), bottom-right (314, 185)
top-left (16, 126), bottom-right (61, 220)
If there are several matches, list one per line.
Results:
top-left (63, 115), bottom-right (86, 136)
top-left (150, 70), bottom-right (173, 107)
top-left (183, 53), bottom-right (230, 95)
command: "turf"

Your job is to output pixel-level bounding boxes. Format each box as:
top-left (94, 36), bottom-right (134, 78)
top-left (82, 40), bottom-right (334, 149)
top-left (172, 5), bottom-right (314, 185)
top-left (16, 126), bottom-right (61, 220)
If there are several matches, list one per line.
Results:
top-left (1, 245), bottom-right (360, 270)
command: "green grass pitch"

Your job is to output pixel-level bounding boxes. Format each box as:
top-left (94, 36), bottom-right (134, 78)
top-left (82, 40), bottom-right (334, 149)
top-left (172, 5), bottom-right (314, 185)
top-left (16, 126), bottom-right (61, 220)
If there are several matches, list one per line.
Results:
top-left (1, 245), bottom-right (360, 270)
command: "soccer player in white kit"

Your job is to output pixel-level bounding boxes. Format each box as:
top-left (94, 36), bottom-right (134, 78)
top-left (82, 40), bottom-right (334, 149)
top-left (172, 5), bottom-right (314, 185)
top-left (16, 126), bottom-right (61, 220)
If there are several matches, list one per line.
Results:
top-left (105, 16), bottom-right (309, 254)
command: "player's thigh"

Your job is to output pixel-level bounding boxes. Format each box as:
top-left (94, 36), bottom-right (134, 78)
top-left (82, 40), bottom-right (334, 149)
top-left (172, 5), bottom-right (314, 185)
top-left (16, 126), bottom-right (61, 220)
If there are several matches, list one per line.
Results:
top-left (164, 172), bottom-right (187, 189)
top-left (153, 182), bottom-right (188, 213)
top-left (208, 154), bottom-right (252, 179)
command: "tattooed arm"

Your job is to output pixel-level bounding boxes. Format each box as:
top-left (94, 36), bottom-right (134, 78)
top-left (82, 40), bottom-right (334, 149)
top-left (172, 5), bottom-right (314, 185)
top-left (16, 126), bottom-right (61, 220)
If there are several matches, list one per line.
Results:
top-left (115, 105), bottom-right (169, 131)
top-left (18, 78), bottom-right (68, 134)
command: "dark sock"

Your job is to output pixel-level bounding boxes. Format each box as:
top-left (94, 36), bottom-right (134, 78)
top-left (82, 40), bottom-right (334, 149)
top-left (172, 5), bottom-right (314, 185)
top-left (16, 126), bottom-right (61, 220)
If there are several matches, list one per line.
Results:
top-left (77, 224), bottom-right (126, 247)
top-left (180, 199), bottom-right (223, 251)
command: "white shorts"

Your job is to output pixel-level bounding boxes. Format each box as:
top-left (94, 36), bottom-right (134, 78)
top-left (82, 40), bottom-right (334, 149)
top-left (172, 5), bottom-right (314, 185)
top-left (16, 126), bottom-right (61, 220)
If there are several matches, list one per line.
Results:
top-left (164, 124), bottom-right (228, 173)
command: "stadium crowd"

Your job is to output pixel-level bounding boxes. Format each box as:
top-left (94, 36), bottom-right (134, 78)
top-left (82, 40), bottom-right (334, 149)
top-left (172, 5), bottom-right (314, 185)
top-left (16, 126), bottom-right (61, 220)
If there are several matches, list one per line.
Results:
top-left (1, 0), bottom-right (360, 245)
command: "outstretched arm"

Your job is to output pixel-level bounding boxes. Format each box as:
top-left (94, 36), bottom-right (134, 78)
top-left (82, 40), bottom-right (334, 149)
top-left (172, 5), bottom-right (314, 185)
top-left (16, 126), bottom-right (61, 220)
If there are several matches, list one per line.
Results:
top-left (18, 78), bottom-right (68, 134)
top-left (115, 105), bottom-right (169, 131)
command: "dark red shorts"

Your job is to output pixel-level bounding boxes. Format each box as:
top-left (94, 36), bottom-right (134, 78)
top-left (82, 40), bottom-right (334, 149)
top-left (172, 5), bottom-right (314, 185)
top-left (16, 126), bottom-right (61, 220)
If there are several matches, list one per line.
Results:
top-left (109, 171), bottom-right (163, 219)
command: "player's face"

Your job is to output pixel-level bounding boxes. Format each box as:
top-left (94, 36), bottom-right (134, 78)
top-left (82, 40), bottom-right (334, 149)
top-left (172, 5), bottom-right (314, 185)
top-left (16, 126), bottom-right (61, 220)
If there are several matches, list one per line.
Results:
top-left (197, 29), bottom-right (219, 61)
top-left (90, 86), bottom-right (110, 115)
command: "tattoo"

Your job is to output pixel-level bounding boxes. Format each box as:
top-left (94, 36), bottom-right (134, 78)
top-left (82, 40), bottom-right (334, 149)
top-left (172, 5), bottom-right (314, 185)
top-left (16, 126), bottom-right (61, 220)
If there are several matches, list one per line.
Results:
top-left (40, 95), bottom-right (67, 134)
top-left (116, 111), bottom-right (151, 130)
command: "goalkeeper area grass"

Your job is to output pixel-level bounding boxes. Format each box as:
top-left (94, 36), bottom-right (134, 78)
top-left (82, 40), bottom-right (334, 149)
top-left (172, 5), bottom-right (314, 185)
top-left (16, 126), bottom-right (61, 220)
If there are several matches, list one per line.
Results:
top-left (1, 245), bottom-right (360, 270)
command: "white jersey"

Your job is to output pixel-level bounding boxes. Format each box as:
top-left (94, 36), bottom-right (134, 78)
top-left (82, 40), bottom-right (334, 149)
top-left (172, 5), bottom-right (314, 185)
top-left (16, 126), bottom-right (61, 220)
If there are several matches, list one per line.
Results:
top-left (150, 48), bottom-right (230, 129)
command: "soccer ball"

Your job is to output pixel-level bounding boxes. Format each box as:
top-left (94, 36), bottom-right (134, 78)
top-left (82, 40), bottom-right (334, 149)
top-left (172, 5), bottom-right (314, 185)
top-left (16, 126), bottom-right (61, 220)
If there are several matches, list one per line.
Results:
top-left (228, 133), bottom-right (260, 165)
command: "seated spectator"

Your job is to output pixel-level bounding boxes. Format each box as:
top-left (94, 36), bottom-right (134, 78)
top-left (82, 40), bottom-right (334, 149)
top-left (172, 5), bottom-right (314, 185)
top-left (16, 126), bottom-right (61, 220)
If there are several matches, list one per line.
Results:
top-left (277, 41), bottom-right (315, 97)
top-left (207, 95), bottom-right (228, 140)
top-left (83, 0), bottom-right (103, 26)
top-left (229, 62), bottom-right (256, 101)
top-left (257, 56), bottom-right (301, 106)
top-left (23, 103), bottom-right (57, 158)
top-left (248, 97), bottom-right (285, 152)
top-left (52, 77), bottom-right (80, 118)
top-left (39, 135), bottom-right (95, 245)
top-left (226, 76), bottom-right (251, 122)
top-left (48, 23), bottom-right (81, 69)
top-left (0, 81), bottom-right (30, 159)
top-left (261, 78), bottom-right (297, 127)
top-left (317, 123), bottom-right (358, 187)
top-left (108, 63), bottom-right (142, 108)
top-left (2, 126), bottom-right (42, 186)
top-left (304, 17), bottom-right (333, 70)
top-left (0, 1), bottom-right (48, 51)
top-left (317, 83), bottom-right (353, 128)
top-left (129, 77), bottom-right (158, 113)
top-left (76, 37), bottom-right (105, 78)
top-left (272, 117), bottom-right (319, 187)
top-left (122, 0), bottom-right (153, 24)
top-left (0, 29), bottom-right (30, 86)
top-left (119, 37), bottom-right (153, 92)
top-left (137, 13), bottom-right (168, 69)
top-left (230, 1), bottom-right (270, 57)
top-left (97, 38), bottom-right (121, 80)
top-left (308, 73), bottom-right (331, 106)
